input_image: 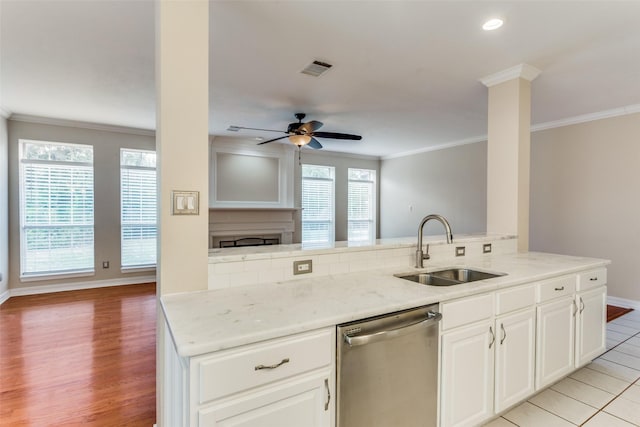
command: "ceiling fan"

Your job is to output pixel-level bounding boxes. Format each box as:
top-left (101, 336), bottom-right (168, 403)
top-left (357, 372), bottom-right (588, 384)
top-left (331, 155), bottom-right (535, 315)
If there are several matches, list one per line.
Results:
top-left (230, 113), bottom-right (362, 149)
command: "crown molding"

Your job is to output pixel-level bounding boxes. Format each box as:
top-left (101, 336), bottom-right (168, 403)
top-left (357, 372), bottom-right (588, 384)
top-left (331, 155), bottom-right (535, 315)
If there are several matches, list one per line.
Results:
top-left (480, 63), bottom-right (542, 87)
top-left (531, 103), bottom-right (640, 132)
top-left (382, 135), bottom-right (487, 160)
top-left (8, 114), bottom-right (156, 137)
top-left (0, 106), bottom-right (11, 119)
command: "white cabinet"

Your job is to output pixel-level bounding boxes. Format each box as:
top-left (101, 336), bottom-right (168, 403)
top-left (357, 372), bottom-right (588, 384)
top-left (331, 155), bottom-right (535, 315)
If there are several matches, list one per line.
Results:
top-left (535, 296), bottom-right (576, 389)
top-left (198, 370), bottom-right (331, 427)
top-left (575, 286), bottom-right (607, 367)
top-left (440, 321), bottom-right (495, 427)
top-left (494, 308), bottom-right (536, 413)
top-left (164, 327), bottom-right (335, 427)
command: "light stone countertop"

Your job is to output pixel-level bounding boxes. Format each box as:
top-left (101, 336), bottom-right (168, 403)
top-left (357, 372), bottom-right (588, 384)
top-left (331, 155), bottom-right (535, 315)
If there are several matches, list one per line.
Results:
top-left (162, 251), bottom-right (609, 358)
top-left (207, 233), bottom-right (516, 263)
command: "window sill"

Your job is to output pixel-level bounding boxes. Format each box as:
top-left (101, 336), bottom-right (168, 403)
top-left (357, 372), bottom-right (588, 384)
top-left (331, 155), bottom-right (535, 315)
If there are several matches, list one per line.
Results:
top-left (20, 270), bottom-right (95, 283)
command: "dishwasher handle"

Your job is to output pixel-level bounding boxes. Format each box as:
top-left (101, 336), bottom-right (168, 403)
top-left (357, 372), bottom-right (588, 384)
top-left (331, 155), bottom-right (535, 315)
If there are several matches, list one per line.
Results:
top-left (344, 311), bottom-right (442, 347)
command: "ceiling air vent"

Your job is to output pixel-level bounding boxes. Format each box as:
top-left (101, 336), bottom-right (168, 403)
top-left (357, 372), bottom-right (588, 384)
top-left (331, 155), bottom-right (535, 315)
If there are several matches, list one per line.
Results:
top-left (300, 60), bottom-right (333, 77)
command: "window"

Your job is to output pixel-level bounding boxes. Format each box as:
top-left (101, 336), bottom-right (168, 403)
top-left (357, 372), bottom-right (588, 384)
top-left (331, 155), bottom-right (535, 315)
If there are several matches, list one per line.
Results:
top-left (301, 164), bottom-right (335, 245)
top-left (348, 168), bottom-right (376, 242)
top-left (120, 149), bottom-right (157, 268)
top-left (19, 140), bottom-right (94, 277)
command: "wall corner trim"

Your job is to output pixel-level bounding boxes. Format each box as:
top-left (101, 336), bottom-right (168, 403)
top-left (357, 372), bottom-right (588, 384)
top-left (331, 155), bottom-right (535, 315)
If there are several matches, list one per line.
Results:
top-left (0, 289), bottom-right (9, 306)
top-left (480, 63), bottom-right (541, 87)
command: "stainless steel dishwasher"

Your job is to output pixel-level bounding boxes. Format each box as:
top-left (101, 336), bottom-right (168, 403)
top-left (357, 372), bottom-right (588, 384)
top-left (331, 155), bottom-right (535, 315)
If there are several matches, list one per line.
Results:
top-left (337, 304), bottom-right (442, 427)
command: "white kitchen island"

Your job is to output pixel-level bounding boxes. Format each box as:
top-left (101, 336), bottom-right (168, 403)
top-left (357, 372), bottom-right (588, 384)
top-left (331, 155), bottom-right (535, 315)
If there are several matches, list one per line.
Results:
top-left (161, 235), bottom-right (609, 427)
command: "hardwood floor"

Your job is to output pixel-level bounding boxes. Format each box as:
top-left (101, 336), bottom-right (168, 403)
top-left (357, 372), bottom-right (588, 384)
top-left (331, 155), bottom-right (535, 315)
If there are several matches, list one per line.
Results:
top-left (0, 283), bottom-right (156, 426)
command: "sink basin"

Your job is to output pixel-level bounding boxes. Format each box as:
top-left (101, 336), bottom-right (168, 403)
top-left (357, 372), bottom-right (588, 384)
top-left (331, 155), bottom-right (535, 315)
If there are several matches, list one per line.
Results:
top-left (396, 273), bottom-right (461, 287)
top-left (430, 268), bottom-right (505, 283)
top-left (396, 268), bottom-right (505, 286)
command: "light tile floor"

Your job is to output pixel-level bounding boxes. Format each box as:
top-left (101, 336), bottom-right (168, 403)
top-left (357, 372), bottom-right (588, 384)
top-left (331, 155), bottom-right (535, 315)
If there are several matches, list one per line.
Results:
top-left (484, 310), bottom-right (640, 427)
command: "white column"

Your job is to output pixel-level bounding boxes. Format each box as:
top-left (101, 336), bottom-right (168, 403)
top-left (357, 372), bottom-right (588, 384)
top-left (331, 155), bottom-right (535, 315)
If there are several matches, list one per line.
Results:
top-left (481, 64), bottom-right (540, 252)
top-left (155, 1), bottom-right (209, 425)
top-left (156, 0), bottom-right (209, 295)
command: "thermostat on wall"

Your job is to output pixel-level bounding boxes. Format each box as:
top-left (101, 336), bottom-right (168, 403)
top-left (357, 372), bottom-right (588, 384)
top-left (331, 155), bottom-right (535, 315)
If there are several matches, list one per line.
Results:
top-left (172, 190), bottom-right (199, 215)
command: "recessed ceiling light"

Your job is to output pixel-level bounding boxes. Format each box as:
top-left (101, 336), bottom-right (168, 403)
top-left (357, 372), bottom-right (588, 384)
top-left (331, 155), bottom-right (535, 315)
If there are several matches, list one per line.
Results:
top-left (483, 18), bottom-right (504, 31)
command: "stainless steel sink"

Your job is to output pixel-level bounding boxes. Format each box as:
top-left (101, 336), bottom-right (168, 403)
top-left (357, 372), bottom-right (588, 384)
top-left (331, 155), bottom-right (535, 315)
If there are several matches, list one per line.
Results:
top-left (396, 273), bottom-right (461, 286)
top-left (430, 268), bottom-right (505, 283)
top-left (396, 268), bottom-right (505, 286)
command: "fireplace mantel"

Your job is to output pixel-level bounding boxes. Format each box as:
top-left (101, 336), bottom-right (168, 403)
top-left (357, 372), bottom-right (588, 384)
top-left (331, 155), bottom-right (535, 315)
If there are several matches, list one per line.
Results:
top-left (208, 208), bottom-right (299, 248)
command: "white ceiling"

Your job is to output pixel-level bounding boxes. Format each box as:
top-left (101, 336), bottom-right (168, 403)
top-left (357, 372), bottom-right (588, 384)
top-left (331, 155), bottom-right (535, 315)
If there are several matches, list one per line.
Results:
top-left (1, 1), bottom-right (639, 157)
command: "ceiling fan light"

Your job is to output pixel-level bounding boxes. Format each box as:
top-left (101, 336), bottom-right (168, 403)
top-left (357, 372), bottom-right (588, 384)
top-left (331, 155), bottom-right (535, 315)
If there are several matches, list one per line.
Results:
top-left (289, 134), bottom-right (312, 146)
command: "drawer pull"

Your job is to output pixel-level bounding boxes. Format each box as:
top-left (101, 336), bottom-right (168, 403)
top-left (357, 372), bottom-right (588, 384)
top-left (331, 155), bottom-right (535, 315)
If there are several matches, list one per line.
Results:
top-left (255, 358), bottom-right (290, 371)
top-left (590, 277), bottom-right (598, 281)
top-left (554, 286), bottom-right (565, 291)
top-left (500, 323), bottom-right (507, 345)
top-left (324, 378), bottom-right (331, 411)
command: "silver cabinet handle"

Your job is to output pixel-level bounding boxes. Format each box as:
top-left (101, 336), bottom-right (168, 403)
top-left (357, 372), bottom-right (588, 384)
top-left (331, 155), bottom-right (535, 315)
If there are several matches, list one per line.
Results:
top-left (344, 311), bottom-right (442, 347)
top-left (255, 358), bottom-right (290, 371)
top-left (590, 277), bottom-right (598, 281)
top-left (555, 286), bottom-right (565, 291)
top-left (500, 323), bottom-right (507, 345)
top-left (489, 326), bottom-right (495, 349)
top-left (324, 378), bottom-right (331, 411)
top-left (580, 297), bottom-right (585, 314)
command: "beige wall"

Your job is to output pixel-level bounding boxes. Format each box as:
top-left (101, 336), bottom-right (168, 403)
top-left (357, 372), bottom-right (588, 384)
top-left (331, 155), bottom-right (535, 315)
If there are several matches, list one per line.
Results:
top-left (7, 119), bottom-right (155, 291)
top-left (530, 112), bottom-right (640, 302)
top-left (379, 142), bottom-right (487, 239)
top-left (293, 150), bottom-right (381, 242)
top-left (0, 116), bottom-right (8, 297)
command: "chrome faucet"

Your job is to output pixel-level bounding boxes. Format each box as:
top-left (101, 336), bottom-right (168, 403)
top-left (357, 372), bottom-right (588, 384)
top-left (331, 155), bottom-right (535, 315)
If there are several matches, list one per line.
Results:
top-left (416, 214), bottom-right (453, 268)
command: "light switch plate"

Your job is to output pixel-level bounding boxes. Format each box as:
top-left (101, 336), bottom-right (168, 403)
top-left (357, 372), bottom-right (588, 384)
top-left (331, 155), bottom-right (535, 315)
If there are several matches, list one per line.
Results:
top-left (172, 191), bottom-right (199, 215)
top-left (483, 243), bottom-right (492, 254)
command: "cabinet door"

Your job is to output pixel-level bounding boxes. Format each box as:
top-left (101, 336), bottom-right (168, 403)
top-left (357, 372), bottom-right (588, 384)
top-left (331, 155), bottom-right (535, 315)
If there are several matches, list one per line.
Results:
top-left (198, 370), bottom-right (332, 427)
top-left (494, 309), bottom-right (535, 413)
top-left (536, 296), bottom-right (575, 389)
top-left (441, 322), bottom-right (495, 427)
top-left (575, 286), bottom-right (607, 367)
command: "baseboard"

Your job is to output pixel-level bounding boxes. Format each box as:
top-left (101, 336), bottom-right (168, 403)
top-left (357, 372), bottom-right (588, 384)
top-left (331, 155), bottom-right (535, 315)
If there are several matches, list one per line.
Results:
top-left (8, 275), bottom-right (156, 298)
top-left (0, 288), bottom-right (9, 305)
top-left (607, 296), bottom-right (640, 310)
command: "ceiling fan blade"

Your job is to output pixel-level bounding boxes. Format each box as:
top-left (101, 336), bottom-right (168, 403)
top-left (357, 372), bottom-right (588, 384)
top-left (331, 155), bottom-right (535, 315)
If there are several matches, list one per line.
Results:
top-left (312, 131), bottom-right (362, 140)
top-left (231, 125), bottom-right (286, 133)
top-left (307, 137), bottom-right (323, 149)
top-left (298, 120), bottom-right (323, 134)
top-left (257, 135), bottom-right (289, 145)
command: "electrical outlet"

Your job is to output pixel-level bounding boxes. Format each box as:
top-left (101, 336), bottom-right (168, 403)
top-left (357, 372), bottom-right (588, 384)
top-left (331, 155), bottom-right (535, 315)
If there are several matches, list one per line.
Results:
top-left (483, 243), bottom-right (492, 254)
top-left (102, 261), bottom-right (110, 269)
top-left (455, 246), bottom-right (466, 257)
top-left (293, 260), bottom-right (313, 275)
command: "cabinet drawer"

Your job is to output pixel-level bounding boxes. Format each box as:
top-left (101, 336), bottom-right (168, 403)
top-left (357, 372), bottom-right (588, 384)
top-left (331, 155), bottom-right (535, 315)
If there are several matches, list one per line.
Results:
top-left (577, 268), bottom-right (607, 291)
top-left (495, 284), bottom-right (535, 315)
top-left (537, 275), bottom-right (576, 303)
top-left (441, 293), bottom-right (494, 331)
top-left (195, 328), bottom-right (332, 404)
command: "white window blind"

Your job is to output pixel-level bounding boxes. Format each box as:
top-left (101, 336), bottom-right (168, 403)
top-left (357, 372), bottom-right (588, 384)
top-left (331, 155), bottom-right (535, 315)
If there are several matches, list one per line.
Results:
top-left (301, 164), bottom-right (335, 246)
top-left (348, 168), bottom-right (376, 242)
top-left (19, 140), bottom-right (94, 277)
top-left (120, 149), bottom-right (157, 268)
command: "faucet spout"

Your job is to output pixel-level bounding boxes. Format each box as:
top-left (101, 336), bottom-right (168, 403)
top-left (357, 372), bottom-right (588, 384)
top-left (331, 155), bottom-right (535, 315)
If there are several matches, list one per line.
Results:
top-left (416, 214), bottom-right (453, 268)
